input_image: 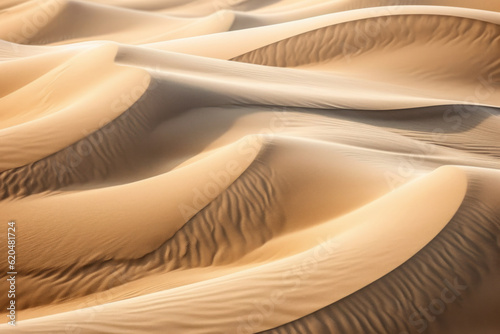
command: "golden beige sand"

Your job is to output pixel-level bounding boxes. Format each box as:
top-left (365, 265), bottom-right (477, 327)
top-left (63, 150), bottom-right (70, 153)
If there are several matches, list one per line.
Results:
top-left (0, 1), bottom-right (499, 333)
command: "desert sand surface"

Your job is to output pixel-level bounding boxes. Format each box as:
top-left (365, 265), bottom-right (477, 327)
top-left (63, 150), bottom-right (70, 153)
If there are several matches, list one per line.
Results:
top-left (0, 0), bottom-right (499, 333)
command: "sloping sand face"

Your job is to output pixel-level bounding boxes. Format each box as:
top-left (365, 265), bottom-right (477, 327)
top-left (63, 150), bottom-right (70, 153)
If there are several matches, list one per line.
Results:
top-left (0, 1), bottom-right (499, 333)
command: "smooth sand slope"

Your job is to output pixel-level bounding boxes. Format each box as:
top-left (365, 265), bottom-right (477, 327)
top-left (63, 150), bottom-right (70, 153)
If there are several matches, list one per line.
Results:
top-left (0, 0), bottom-right (499, 333)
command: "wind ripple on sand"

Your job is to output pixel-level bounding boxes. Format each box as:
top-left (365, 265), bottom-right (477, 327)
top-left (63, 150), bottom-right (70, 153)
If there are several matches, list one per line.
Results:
top-left (263, 171), bottom-right (500, 334)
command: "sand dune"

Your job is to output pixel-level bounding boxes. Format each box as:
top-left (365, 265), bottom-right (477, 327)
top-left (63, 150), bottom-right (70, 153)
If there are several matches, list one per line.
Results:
top-left (0, 0), bottom-right (499, 333)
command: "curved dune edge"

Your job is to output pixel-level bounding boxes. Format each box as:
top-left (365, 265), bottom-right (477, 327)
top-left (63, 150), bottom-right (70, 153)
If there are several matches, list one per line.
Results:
top-left (0, 0), bottom-right (67, 44)
top-left (3, 2), bottom-right (500, 50)
top-left (263, 168), bottom-right (500, 334)
top-left (2, 103), bottom-right (498, 319)
top-left (231, 14), bottom-right (500, 86)
top-left (152, 6), bottom-right (500, 59)
top-left (0, 73), bottom-right (158, 199)
top-left (0, 166), bottom-right (468, 332)
top-left (0, 42), bottom-right (150, 171)
top-left (0, 0), bottom-right (234, 45)
top-left (1, 132), bottom-right (387, 311)
top-left (0, 136), bottom-right (261, 310)
top-left (62, 0), bottom-right (500, 15)
top-left (113, 41), bottom-right (500, 110)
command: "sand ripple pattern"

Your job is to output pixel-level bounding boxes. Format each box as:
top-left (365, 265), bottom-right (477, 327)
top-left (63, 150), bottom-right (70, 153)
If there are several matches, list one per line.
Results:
top-left (263, 177), bottom-right (500, 333)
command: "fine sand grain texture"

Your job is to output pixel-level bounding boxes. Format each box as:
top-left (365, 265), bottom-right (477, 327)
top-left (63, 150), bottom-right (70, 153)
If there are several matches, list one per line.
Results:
top-left (0, 1), bottom-right (499, 333)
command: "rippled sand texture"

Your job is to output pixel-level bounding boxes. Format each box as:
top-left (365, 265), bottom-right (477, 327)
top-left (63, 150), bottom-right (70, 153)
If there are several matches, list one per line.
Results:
top-left (1, 0), bottom-right (500, 333)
